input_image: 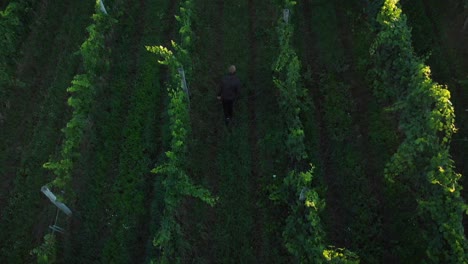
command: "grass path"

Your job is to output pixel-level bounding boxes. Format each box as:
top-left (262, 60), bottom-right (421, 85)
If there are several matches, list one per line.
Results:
top-left (188, 1), bottom-right (284, 262)
top-left (294, 0), bottom-right (386, 261)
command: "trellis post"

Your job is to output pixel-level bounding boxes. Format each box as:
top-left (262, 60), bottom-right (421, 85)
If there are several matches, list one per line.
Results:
top-left (283, 9), bottom-right (290, 23)
top-left (99, 0), bottom-right (108, 15)
top-left (178, 67), bottom-right (190, 109)
top-left (41, 186), bottom-right (72, 234)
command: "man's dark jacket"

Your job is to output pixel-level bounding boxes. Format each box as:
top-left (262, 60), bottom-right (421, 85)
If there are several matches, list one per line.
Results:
top-left (218, 73), bottom-right (241, 101)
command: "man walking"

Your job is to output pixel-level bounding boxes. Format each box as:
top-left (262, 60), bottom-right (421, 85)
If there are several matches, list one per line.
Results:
top-left (217, 65), bottom-right (241, 126)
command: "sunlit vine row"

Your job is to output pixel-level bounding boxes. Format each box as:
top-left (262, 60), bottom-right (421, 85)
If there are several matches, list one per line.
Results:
top-left (371, 0), bottom-right (467, 262)
top-left (146, 1), bottom-right (216, 262)
top-left (271, 1), bottom-right (359, 263)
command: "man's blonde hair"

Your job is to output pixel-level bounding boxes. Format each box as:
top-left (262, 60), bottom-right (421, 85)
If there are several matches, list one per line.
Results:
top-left (228, 65), bottom-right (236, 74)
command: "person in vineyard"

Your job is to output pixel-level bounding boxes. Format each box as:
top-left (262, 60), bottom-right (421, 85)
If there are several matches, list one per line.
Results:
top-left (217, 65), bottom-right (241, 126)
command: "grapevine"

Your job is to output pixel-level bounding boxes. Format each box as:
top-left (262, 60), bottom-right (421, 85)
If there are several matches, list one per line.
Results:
top-left (371, 0), bottom-right (468, 262)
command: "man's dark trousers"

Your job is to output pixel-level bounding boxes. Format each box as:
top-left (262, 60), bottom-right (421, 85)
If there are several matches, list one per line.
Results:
top-left (222, 99), bottom-right (234, 120)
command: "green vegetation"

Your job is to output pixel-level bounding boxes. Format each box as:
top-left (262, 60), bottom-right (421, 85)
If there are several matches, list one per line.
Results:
top-left (370, 0), bottom-right (467, 262)
top-left (0, 0), bottom-right (34, 97)
top-left (34, 1), bottom-right (116, 262)
top-left (0, 0), bottom-right (95, 262)
top-left (43, 1), bottom-right (116, 201)
top-left (272, 1), bottom-right (359, 263)
top-left (147, 1), bottom-right (216, 262)
top-left (0, 0), bottom-right (466, 263)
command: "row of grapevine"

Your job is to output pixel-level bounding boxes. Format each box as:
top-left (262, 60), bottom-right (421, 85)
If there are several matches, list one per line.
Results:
top-left (146, 0), bottom-right (216, 262)
top-left (271, 1), bottom-right (359, 263)
top-left (98, 0), bottom-right (174, 262)
top-left (33, 1), bottom-right (116, 262)
top-left (371, 0), bottom-right (467, 262)
top-left (43, 1), bottom-right (115, 199)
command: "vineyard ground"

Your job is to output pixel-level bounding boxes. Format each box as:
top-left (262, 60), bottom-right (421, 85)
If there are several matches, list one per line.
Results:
top-left (0, 0), bottom-right (467, 263)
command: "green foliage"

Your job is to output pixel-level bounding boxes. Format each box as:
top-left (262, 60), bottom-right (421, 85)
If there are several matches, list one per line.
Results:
top-left (323, 247), bottom-right (360, 264)
top-left (175, 0), bottom-right (194, 52)
top-left (43, 3), bottom-right (116, 199)
top-left (147, 1), bottom-right (216, 262)
top-left (38, 3), bottom-right (116, 262)
top-left (0, 1), bottom-right (33, 98)
top-left (81, 12), bottom-right (115, 75)
top-left (30, 234), bottom-right (57, 264)
top-left (147, 44), bottom-right (179, 71)
top-left (148, 49), bottom-right (216, 263)
top-left (371, 0), bottom-right (468, 262)
top-left (0, 3), bottom-right (19, 87)
top-left (151, 88), bottom-right (216, 207)
top-left (276, 166), bottom-right (360, 264)
top-left (272, 4), bottom-right (307, 162)
top-left (0, 0), bottom-right (101, 262)
top-left (2, 0), bottom-right (465, 262)
top-left (272, 1), bottom-right (359, 263)
top-left (272, 2), bottom-right (325, 261)
top-left (282, 166), bottom-right (326, 262)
